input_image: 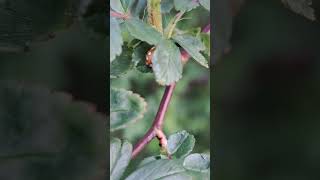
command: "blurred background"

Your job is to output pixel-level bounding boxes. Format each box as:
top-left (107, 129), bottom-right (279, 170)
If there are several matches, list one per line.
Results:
top-left (214, 0), bottom-right (320, 179)
top-left (110, 6), bottom-right (210, 177)
top-left (0, 0), bottom-right (107, 179)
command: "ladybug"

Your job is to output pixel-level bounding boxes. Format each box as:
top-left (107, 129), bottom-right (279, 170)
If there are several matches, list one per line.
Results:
top-left (145, 46), bottom-right (156, 67)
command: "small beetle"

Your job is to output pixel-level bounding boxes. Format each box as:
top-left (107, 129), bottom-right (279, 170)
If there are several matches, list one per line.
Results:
top-left (145, 46), bottom-right (156, 67)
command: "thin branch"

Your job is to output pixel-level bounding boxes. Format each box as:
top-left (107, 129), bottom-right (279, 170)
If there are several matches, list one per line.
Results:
top-left (131, 24), bottom-right (211, 159)
top-left (131, 83), bottom-right (176, 159)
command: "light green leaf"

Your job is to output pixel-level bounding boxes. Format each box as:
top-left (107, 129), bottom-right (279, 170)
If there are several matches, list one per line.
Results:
top-left (110, 138), bottom-right (132, 180)
top-left (126, 153), bottom-right (210, 180)
top-left (183, 153), bottom-right (210, 173)
top-left (174, 0), bottom-right (199, 12)
top-left (110, 17), bottom-right (123, 62)
top-left (137, 155), bottom-right (169, 168)
top-left (125, 18), bottom-right (162, 45)
top-left (110, 0), bottom-right (125, 13)
top-left (152, 39), bottom-right (183, 85)
top-left (167, 130), bottom-right (195, 158)
top-left (173, 34), bottom-right (208, 68)
top-left (125, 159), bottom-right (186, 180)
top-left (282, 0), bottom-right (316, 21)
top-left (199, 0), bottom-right (210, 10)
top-left (110, 45), bottom-right (134, 78)
top-left (110, 88), bottom-right (147, 131)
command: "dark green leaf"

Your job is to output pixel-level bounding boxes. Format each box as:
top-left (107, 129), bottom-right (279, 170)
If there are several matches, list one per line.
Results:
top-left (110, 45), bottom-right (134, 78)
top-left (110, 17), bottom-right (123, 62)
top-left (132, 42), bottom-right (153, 73)
top-left (152, 39), bottom-right (183, 85)
top-left (110, 138), bottom-right (132, 180)
top-left (173, 34), bottom-right (208, 68)
top-left (110, 88), bottom-right (147, 131)
top-left (167, 130), bottom-right (195, 158)
top-left (125, 18), bottom-right (162, 45)
top-left (282, 0), bottom-right (316, 20)
top-left (174, 0), bottom-right (199, 12)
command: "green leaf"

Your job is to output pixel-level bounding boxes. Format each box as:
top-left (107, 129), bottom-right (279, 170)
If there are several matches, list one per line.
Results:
top-left (199, 0), bottom-right (210, 10)
top-left (110, 45), bottom-right (134, 78)
top-left (200, 33), bottom-right (210, 56)
top-left (110, 88), bottom-right (147, 131)
top-left (132, 42), bottom-right (153, 73)
top-left (174, 0), bottom-right (199, 12)
top-left (173, 34), bottom-right (208, 68)
top-left (110, 0), bottom-right (125, 13)
top-left (152, 39), bottom-right (183, 85)
top-left (161, 0), bottom-right (174, 13)
top-left (183, 153), bottom-right (210, 173)
top-left (282, 0), bottom-right (316, 21)
top-left (0, 80), bottom-right (105, 179)
top-left (125, 18), bottom-right (162, 45)
top-left (125, 153), bottom-right (210, 180)
top-left (110, 17), bottom-right (123, 62)
top-left (110, 138), bottom-right (132, 180)
top-left (167, 130), bottom-right (195, 158)
top-left (137, 155), bottom-right (169, 168)
top-left (127, 0), bottom-right (148, 17)
top-left (125, 159), bottom-right (186, 180)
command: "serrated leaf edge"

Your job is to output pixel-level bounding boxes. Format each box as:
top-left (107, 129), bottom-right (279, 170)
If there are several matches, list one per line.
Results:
top-left (110, 88), bottom-right (148, 131)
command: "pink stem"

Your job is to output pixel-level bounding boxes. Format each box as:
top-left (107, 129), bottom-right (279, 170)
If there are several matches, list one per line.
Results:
top-left (131, 24), bottom-right (210, 159)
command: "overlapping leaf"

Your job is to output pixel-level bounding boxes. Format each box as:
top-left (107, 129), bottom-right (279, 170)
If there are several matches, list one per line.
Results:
top-left (173, 34), bottom-right (208, 68)
top-left (282, 0), bottom-right (316, 20)
top-left (110, 88), bottom-right (147, 131)
top-left (110, 138), bottom-right (132, 180)
top-left (110, 0), bottom-right (125, 13)
top-left (173, 0), bottom-right (199, 12)
top-left (132, 42), bottom-right (153, 73)
top-left (125, 18), bottom-right (162, 45)
top-left (110, 17), bottom-right (123, 62)
top-left (161, 0), bottom-right (174, 13)
top-left (152, 39), bottom-right (183, 85)
top-left (167, 130), bottom-right (195, 158)
top-left (110, 45), bottom-right (135, 78)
